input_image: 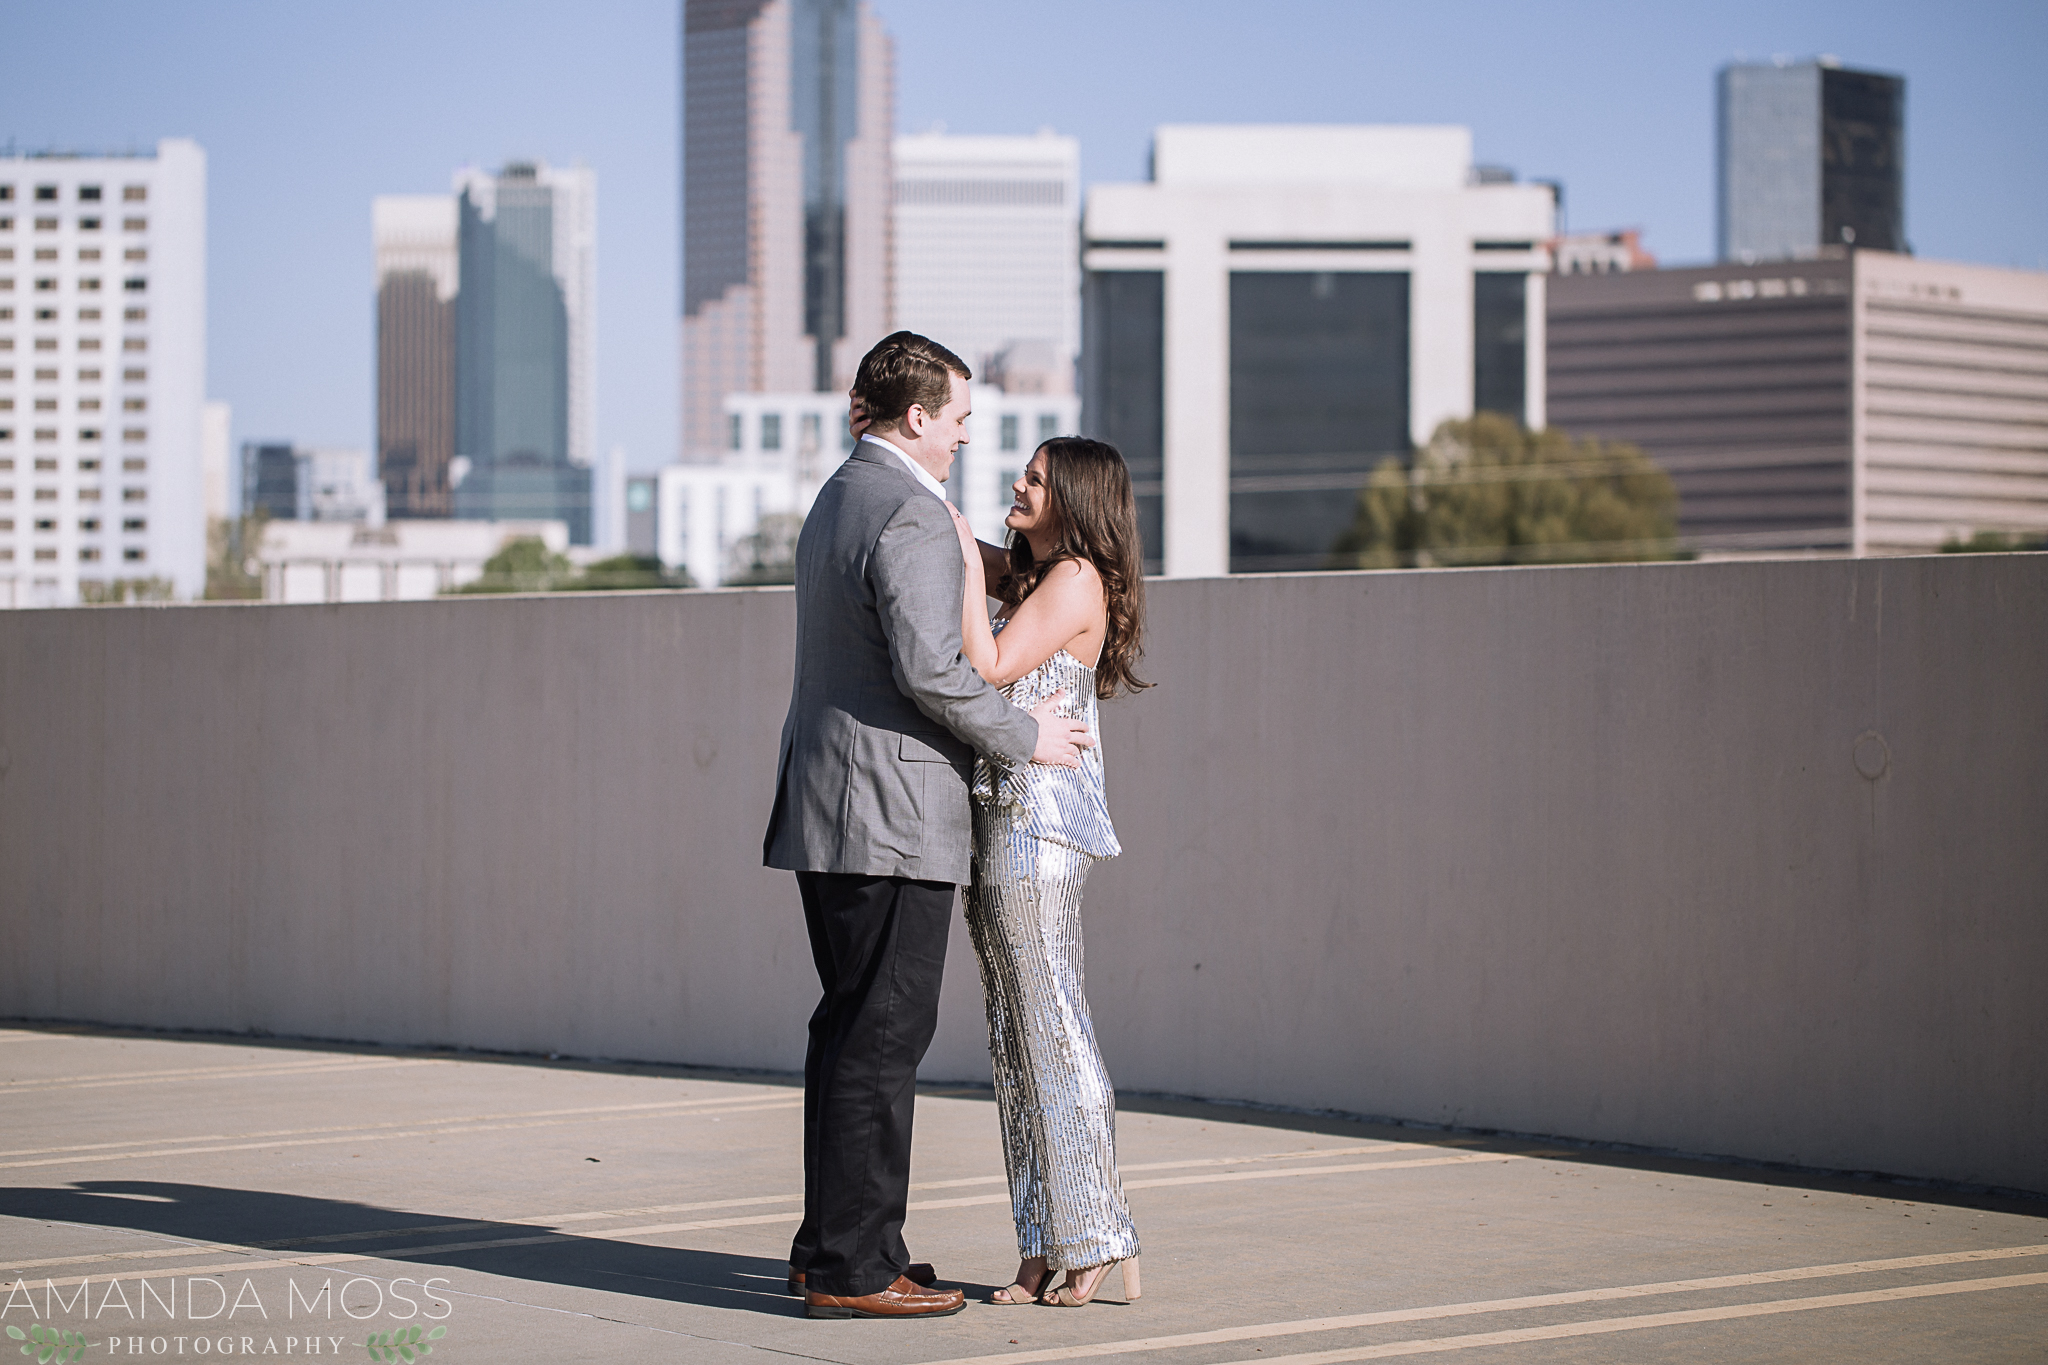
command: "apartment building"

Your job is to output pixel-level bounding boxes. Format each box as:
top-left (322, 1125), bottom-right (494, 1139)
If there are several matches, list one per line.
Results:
top-left (0, 139), bottom-right (205, 606)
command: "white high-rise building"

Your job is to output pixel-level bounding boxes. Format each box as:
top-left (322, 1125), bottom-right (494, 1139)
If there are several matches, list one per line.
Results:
top-left (1083, 125), bottom-right (1555, 576)
top-left (893, 131), bottom-right (1081, 393)
top-left (0, 139), bottom-right (206, 606)
top-left (201, 399), bottom-right (231, 521)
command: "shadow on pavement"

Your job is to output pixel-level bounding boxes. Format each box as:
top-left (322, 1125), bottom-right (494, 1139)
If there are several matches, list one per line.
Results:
top-left (0, 1181), bottom-right (807, 1315)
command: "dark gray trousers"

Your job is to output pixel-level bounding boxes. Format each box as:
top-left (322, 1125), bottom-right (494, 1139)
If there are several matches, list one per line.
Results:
top-left (789, 871), bottom-right (953, 1297)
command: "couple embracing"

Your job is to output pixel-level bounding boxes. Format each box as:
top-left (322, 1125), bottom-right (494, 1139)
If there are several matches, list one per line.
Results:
top-left (763, 330), bottom-right (1150, 1320)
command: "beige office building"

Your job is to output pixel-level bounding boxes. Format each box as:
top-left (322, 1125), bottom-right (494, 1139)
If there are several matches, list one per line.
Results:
top-left (893, 131), bottom-right (1080, 392)
top-left (680, 0), bottom-right (893, 460)
top-left (1549, 251), bottom-right (2048, 554)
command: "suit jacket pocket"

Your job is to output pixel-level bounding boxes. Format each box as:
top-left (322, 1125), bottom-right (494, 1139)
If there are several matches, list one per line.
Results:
top-left (899, 731), bottom-right (954, 763)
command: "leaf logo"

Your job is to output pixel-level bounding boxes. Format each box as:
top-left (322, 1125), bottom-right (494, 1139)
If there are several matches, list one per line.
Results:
top-left (5, 1324), bottom-right (88, 1364)
top-left (360, 1324), bottom-right (448, 1361)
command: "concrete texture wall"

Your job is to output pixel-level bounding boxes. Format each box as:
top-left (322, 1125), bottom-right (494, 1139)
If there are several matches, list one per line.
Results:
top-left (2, 556), bottom-right (2043, 1192)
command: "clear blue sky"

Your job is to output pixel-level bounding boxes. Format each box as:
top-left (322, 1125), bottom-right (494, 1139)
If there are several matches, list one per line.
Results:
top-left (5, 1), bottom-right (2042, 472)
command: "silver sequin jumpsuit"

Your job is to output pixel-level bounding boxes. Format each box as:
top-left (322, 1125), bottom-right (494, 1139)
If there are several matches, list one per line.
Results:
top-left (965, 626), bottom-right (1140, 1273)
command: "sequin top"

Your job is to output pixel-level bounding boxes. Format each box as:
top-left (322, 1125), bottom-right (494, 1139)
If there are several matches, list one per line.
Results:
top-left (970, 622), bottom-right (1122, 860)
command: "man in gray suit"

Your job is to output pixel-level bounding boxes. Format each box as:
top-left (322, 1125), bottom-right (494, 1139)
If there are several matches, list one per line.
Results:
top-left (764, 331), bottom-right (1092, 1319)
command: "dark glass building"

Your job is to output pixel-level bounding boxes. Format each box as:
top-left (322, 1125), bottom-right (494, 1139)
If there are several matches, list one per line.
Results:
top-left (1080, 271), bottom-right (1164, 573)
top-left (241, 442), bottom-right (301, 521)
top-left (1719, 60), bottom-right (1905, 263)
top-left (1472, 272), bottom-right (1527, 421)
top-left (1227, 272), bottom-right (1409, 573)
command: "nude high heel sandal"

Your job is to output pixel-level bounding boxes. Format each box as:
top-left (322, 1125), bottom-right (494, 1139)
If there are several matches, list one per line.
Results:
top-left (990, 1256), bottom-right (1048, 1306)
top-left (1044, 1257), bottom-right (1140, 1307)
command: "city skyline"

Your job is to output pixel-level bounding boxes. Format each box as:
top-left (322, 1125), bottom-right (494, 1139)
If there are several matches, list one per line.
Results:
top-left (3, 0), bottom-right (2042, 472)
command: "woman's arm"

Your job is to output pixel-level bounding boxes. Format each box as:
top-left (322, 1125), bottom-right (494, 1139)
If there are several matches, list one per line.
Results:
top-left (971, 557), bottom-right (1103, 688)
top-left (951, 508), bottom-right (1001, 680)
top-left (974, 538), bottom-right (1011, 599)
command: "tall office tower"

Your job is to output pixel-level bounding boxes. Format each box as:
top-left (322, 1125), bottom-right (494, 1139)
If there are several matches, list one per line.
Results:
top-left (448, 161), bottom-right (597, 543)
top-left (1083, 126), bottom-right (1554, 576)
top-left (374, 195), bottom-right (458, 518)
top-left (680, 0), bottom-right (893, 459)
top-left (0, 139), bottom-right (206, 607)
top-left (1719, 59), bottom-right (1904, 263)
top-left (893, 131), bottom-right (1080, 389)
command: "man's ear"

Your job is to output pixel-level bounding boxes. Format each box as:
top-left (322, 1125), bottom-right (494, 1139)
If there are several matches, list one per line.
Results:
top-left (902, 403), bottom-right (929, 437)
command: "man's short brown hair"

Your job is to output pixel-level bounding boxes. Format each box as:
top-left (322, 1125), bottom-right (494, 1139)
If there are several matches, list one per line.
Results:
top-left (854, 331), bottom-right (971, 432)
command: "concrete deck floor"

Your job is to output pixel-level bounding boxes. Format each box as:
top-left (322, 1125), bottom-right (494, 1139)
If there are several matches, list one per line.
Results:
top-left (1, 1025), bottom-right (2042, 1363)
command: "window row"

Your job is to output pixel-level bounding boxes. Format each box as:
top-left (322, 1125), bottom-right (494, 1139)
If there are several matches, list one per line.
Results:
top-left (0, 370), bottom-right (151, 383)
top-left (0, 517), bottom-right (149, 533)
top-left (0, 546), bottom-right (150, 563)
top-left (0, 489), bottom-right (151, 503)
top-left (0, 248), bottom-right (147, 263)
top-left (0, 339), bottom-right (151, 354)
top-left (0, 217), bottom-right (149, 233)
top-left (0, 277), bottom-right (149, 294)
top-left (0, 457), bottom-right (149, 472)
top-left (0, 185), bottom-right (147, 203)
top-left (731, 410), bottom-right (846, 453)
top-left (0, 397), bottom-right (149, 409)
top-left (997, 412), bottom-right (1064, 451)
top-left (0, 307), bottom-right (148, 323)
top-left (0, 427), bottom-right (149, 443)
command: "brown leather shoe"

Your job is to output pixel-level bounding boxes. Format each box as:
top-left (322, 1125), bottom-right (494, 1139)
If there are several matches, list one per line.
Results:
top-left (788, 1262), bottom-right (935, 1296)
top-left (806, 1275), bottom-right (965, 1319)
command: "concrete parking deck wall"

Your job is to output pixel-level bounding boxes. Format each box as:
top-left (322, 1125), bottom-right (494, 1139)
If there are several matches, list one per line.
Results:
top-left (2, 556), bottom-right (2043, 1192)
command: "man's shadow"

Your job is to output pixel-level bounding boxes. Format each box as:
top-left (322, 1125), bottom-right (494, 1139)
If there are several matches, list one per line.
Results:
top-left (0, 1181), bottom-right (805, 1315)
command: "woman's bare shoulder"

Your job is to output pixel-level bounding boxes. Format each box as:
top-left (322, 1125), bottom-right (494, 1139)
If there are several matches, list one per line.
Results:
top-left (1046, 556), bottom-right (1103, 590)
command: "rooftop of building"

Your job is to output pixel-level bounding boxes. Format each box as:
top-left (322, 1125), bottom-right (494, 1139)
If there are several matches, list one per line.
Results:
top-left (4, 1024), bottom-right (2040, 1363)
top-left (1146, 124), bottom-right (1477, 190)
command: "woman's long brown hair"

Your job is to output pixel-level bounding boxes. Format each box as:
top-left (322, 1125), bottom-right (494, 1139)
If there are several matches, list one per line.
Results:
top-left (1001, 437), bottom-right (1152, 700)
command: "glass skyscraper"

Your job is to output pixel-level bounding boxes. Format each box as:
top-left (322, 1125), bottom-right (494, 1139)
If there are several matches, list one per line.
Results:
top-left (451, 165), bottom-right (588, 542)
top-left (1719, 60), bottom-right (1905, 263)
top-left (371, 162), bottom-right (595, 544)
top-left (680, 0), bottom-right (892, 458)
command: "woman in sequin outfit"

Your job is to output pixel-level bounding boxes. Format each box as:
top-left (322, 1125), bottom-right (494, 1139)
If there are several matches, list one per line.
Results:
top-left (945, 437), bottom-right (1151, 1310)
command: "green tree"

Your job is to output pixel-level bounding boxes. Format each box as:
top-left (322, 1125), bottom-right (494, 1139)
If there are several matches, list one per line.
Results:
top-left (1940, 530), bottom-right (2045, 553)
top-left (1331, 414), bottom-right (1681, 569)
top-left (451, 536), bottom-right (577, 594)
top-left (559, 554), bottom-right (695, 591)
top-left (204, 513), bottom-right (267, 600)
top-left (723, 512), bottom-right (804, 586)
top-left (78, 576), bottom-right (176, 605)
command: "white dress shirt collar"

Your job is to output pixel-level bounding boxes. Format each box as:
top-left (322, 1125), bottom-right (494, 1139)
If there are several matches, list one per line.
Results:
top-left (862, 433), bottom-right (949, 503)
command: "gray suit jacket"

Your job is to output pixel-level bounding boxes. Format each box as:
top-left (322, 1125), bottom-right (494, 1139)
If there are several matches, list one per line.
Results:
top-left (762, 440), bottom-right (1037, 884)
